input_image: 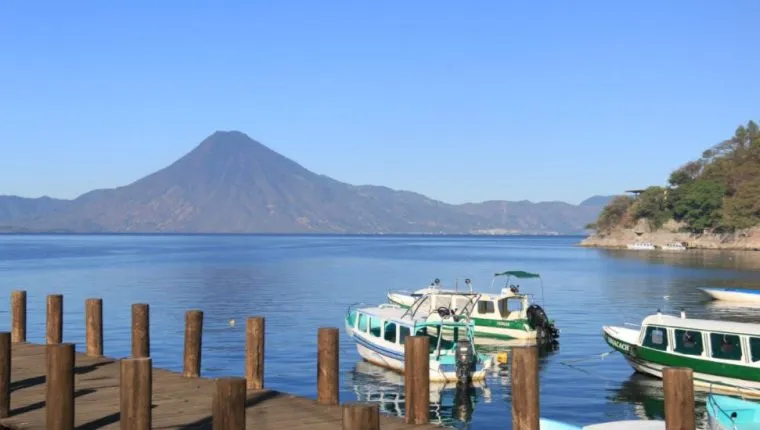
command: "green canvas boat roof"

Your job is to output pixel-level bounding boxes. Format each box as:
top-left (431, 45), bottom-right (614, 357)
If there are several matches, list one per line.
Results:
top-left (494, 270), bottom-right (541, 279)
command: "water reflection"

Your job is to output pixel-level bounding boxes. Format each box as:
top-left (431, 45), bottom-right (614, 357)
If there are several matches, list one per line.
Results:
top-left (348, 360), bottom-right (489, 429)
top-left (610, 373), bottom-right (710, 429)
top-left (598, 248), bottom-right (760, 276)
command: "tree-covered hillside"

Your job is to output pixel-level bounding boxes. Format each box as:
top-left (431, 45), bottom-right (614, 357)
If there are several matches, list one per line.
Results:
top-left (590, 120), bottom-right (760, 234)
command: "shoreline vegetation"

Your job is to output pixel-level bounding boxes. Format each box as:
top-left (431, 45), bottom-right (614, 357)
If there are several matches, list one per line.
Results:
top-left (582, 120), bottom-right (760, 251)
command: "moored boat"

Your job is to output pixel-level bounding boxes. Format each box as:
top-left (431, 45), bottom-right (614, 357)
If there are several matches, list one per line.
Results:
top-left (386, 271), bottom-right (559, 342)
top-left (627, 242), bottom-right (656, 250)
top-left (344, 296), bottom-right (494, 383)
top-left (699, 287), bottom-right (760, 304)
top-left (660, 242), bottom-right (687, 251)
top-left (602, 311), bottom-right (760, 397)
top-left (706, 393), bottom-right (760, 430)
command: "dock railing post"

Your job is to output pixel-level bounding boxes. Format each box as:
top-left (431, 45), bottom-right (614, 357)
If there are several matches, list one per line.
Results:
top-left (183, 310), bottom-right (203, 378)
top-left (511, 346), bottom-right (540, 430)
top-left (404, 335), bottom-right (430, 424)
top-left (120, 357), bottom-right (152, 430)
top-left (46, 294), bottom-right (63, 344)
top-left (46, 343), bottom-right (74, 430)
top-left (663, 367), bottom-right (695, 430)
top-left (212, 377), bottom-right (246, 430)
top-left (131, 304), bottom-right (150, 358)
top-left (11, 291), bottom-right (26, 344)
top-left (0, 332), bottom-right (10, 420)
top-left (317, 327), bottom-right (339, 405)
top-left (85, 298), bottom-right (103, 357)
top-left (245, 317), bottom-right (265, 390)
top-left (342, 402), bottom-right (380, 430)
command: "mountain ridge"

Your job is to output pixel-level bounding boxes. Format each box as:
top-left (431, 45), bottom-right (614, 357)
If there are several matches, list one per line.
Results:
top-left (0, 131), bottom-right (614, 234)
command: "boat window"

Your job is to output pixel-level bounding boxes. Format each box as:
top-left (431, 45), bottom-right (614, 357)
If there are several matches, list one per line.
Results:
top-left (399, 326), bottom-right (411, 344)
top-left (358, 313), bottom-right (367, 332)
top-left (674, 329), bottom-right (703, 356)
top-left (642, 326), bottom-right (668, 351)
top-left (498, 297), bottom-right (523, 317)
top-left (477, 300), bottom-right (495, 314)
top-left (749, 337), bottom-right (760, 362)
top-left (346, 310), bottom-right (357, 328)
top-left (415, 327), bottom-right (427, 337)
top-left (384, 322), bottom-right (397, 343)
top-left (369, 317), bottom-right (382, 338)
top-left (709, 333), bottom-right (742, 361)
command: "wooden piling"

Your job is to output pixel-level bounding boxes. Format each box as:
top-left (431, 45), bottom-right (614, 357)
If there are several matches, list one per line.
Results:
top-left (0, 332), bottom-right (9, 420)
top-left (46, 343), bottom-right (74, 430)
top-left (85, 298), bottom-right (103, 357)
top-left (46, 294), bottom-right (63, 344)
top-left (511, 346), bottom-right (540, 430)
top-left (317, 327), bottom-right (339, 406)
top-left (120, 357), bottom-right (152, 430)
top-left (212, 377), bottom-right (246, 430)
top-left (131, 303), bottom-right (150, 358)
top-left (663, 367), bottom-right (695, 430)
top-left (245, 317), bottom-right (265, 390)
top-left (342, 402), bottom-right (380, 430)
top-left (11, 291), bottom-right (26, 344)
top-left (183, 310), bottom-right (203, 378)
top-left (404, 335), bottom-right (430, 424)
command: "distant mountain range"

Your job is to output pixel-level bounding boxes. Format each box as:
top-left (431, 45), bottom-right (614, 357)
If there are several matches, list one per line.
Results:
top-left (0, 131), bottom-right (614, 234)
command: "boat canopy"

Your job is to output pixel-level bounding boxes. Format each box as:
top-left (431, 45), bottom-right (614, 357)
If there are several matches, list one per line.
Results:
top-left (494, 270), bottom-right (541, 279)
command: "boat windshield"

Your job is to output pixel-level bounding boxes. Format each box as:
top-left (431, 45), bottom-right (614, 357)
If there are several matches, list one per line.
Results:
top-left (403, 292), bottom-right (479, 320)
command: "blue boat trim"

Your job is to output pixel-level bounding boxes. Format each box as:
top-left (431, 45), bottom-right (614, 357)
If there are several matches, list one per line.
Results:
top-left (701, 287), bottom-right (760, 294)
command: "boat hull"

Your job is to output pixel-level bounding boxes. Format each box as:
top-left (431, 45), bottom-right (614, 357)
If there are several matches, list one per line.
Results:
top-left (706, 393), bottom-right (760, 430)
top-left (603, 326), bottom-right (760, 398)
top-left (699, 287), bottom-right (760, 304)
top-left (347, 325), bottom-right (491, 383)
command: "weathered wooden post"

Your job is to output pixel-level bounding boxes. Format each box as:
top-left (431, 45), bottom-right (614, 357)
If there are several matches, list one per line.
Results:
top-left (317, 327), bottom-right (339, 405)
top-left (663, 367), bottom-right (695, 430)
top-left (131, 304), bottom-right (150, 358)
top-left (11, 290), bottom-right (26, 343)
top-left (46, 294), bottom-right (63, 344)
top-left (183, 310), bottom-right (203, 378)
top-left (120, 357), bottom-right (152, 430)
top-left (511, 346), bottom-right (540, 430)
top-left (0, 332), bottom-right (10, 420)
top-left (245, 317), bottom-right (264, 390)
top-left (342, 402), bottom-right (380, 430)
top-left (212, 377), bottom-right (246, 430)
top-left (46, 343), bottom-right (74, 430)
top-left (85, 298), bottom-right (103, 357)
top-left (404, 335), bottom-right (430, 424)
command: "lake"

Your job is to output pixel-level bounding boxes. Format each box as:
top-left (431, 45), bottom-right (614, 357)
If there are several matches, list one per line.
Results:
top-left (1, 234), bottom-right (760, 429)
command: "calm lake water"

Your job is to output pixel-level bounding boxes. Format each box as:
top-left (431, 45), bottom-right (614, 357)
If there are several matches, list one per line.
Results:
top-left (2, 234), bottom-right (760, 429)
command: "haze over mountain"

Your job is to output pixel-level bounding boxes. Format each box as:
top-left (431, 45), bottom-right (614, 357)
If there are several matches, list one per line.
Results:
top-left (0, 131), bottom-right (613, 234)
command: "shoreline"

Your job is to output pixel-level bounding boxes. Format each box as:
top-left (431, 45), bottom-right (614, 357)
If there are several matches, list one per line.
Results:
top-left (579, 228), bottom-right (760, 251)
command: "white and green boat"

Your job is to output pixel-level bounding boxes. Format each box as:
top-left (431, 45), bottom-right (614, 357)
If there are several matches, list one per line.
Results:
top-left (387, 271), bottom-right (559, 342)
top-left (603, 311), bottom-right (760, 398)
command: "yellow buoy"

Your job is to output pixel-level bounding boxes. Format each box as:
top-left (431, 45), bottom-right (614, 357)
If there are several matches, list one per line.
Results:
top-left (496, 351), bottom-right (509, 365)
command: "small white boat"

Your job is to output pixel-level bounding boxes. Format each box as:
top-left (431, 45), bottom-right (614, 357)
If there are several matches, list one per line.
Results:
top-left (706, 392), bottom-right (760, 429)
top-left (660, 242), bottom-right (687, 251)
top-left (539, 418), bottom-right (665, 429)
top-left (699, 287), bottom-right (760, 304)
top-left (627, 242), bottom-right (656, 250)
top-left (345, 297), bottom-right (494, 383)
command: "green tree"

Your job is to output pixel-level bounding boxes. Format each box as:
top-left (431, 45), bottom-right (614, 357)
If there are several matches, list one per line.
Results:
top-left (631, 186), bottom-right (669, 228)
top-left (594, 196), bottom-right (634, 231)
top-left (671, 180), bottom-right (725, 233)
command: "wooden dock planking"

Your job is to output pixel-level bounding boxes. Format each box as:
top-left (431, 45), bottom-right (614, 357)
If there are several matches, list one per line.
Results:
top-left (0, 344), bottom-right (440, 429)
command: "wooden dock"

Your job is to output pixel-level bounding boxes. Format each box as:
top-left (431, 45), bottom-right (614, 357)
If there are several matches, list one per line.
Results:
top-left (0, 292), bottom-right (442, 429)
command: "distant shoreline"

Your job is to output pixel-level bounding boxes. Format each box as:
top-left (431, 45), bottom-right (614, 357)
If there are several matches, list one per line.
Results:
top-left (0, 231), bottom-right (589, 238)
top-left (579, 227), bottom-right (760, 251)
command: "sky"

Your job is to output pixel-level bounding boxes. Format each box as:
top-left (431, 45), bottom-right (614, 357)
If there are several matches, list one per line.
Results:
top-left (1, 1), bottom-right (759, 205)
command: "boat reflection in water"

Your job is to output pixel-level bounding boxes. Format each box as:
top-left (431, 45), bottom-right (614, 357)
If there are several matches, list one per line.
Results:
top-left (611, 373), bottom-right (710, 430)
top-left (349, 360), bottom-right (489, 428)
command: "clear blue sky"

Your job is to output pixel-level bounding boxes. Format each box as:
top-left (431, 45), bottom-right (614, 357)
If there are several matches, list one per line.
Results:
top-left (1, 1), bottom-right (758, 205)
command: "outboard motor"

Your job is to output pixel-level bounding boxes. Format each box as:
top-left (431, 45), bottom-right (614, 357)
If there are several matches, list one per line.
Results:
top-left (455, 340), bottom-right (475, 383)
top-left (526, 304), bottom-right (560, 341)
